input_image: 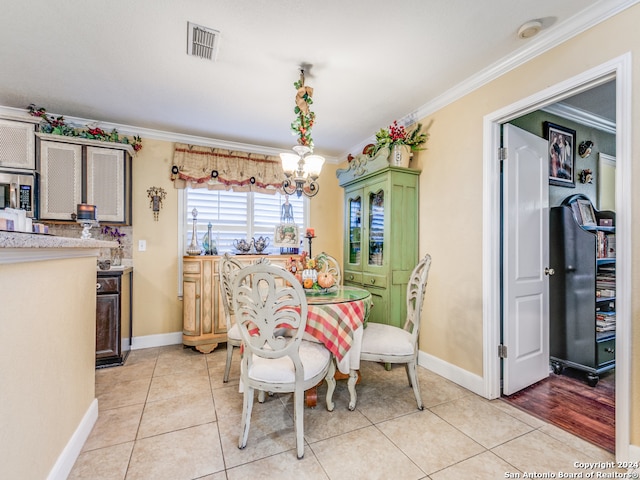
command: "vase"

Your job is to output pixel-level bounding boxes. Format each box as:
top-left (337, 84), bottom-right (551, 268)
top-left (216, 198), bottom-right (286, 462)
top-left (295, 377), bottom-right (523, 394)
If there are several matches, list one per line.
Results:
top-left (389, 144), bottom-right (412, 168)
top-left (202, 222), bottom-right (218, 255)
top-left (186, 208), bottom-right (202, 256)
top-left (111, 245), bottom-right (123, 266)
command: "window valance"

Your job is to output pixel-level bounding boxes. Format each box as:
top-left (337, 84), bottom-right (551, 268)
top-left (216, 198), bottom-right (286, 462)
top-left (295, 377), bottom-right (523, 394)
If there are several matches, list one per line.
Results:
top-left (171, 143), bottom-right (284, 193)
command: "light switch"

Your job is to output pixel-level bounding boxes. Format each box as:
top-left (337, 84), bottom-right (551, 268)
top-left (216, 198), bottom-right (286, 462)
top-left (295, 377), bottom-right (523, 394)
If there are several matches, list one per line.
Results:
top-left (138, 239), bottom-right (147, 251)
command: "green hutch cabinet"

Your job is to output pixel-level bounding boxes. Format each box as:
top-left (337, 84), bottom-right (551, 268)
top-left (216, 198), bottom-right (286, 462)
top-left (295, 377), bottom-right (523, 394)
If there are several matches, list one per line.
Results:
top-left (337, 154), bottom-right (420, 327)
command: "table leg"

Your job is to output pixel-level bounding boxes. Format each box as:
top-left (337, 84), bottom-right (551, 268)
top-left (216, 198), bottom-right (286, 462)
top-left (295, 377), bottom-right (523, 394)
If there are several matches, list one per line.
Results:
top-left (305, 386), bottom-right (318, 408)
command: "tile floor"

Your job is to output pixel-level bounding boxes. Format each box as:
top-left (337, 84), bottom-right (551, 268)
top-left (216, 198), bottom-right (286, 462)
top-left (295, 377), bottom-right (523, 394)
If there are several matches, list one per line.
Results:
top-left (68, 344), bottom-right (628, 480)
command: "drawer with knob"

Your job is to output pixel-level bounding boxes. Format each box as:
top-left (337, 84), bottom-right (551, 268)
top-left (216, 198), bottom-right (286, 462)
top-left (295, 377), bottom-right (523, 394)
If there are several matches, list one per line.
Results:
top-left (97, 276), bottom-right (120, 294)
top-left (363, 273), bottom-right (387, 288)
top-left (597, 338), bottom-right (615, 367)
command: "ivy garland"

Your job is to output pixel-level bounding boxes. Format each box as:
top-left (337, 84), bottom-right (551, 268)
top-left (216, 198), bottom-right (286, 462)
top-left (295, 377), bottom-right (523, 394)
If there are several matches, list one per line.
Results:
top-left (290, 71), bottom-right (315, 148)
top-left (28, 104), bottom-right (142, 152)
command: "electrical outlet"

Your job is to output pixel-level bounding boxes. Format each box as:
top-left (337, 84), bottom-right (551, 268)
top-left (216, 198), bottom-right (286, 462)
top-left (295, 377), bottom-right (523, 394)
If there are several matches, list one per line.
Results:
top-left (138, 239), bottom-right (147, 251)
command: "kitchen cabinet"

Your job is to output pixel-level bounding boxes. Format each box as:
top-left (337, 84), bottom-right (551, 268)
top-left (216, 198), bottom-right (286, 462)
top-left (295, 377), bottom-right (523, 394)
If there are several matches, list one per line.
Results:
top-left (96, 267), bottom-right (133, 367)
top-left (549, 194), bottom-right (615, 386)
top-left (37, 133), bottom-right (133, 223)
top-left (338, 165), bottom-right (420, 327)
top-left (0, 118), bottom-right (36, 170)
top-left (182, 255), bottom-right (288, 353)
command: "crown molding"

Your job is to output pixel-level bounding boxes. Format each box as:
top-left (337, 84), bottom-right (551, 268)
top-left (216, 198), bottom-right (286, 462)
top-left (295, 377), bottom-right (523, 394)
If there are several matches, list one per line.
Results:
top-left (0, 106), bottom-right (41, 124)
top-left (342, 0), bottom-right (638, 158)
top-left (0, 106), bottom-right (340, 164)
top-left (541, 103), bottom-right (616, 134)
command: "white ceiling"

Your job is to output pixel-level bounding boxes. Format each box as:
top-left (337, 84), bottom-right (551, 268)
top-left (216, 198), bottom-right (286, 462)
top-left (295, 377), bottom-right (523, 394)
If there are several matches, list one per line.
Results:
top-left (0, 0), bottom-right (631, 159)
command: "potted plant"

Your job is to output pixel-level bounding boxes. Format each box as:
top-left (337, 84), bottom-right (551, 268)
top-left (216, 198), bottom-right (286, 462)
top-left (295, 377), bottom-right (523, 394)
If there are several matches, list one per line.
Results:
top-left (371, 120), bottom-right (429, 167)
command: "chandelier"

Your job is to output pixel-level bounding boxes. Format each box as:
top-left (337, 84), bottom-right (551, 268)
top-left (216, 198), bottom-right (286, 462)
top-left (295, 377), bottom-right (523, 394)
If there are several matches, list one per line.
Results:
top-left (280, 68), bottom-right (325, 198)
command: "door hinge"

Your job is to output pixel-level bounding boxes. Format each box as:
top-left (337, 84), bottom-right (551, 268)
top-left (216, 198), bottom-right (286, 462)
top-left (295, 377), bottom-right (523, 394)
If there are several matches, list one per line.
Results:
top-left (498, 344), bottom-right (508, 358)
top-left (499, 148), bottom-right (507, 161)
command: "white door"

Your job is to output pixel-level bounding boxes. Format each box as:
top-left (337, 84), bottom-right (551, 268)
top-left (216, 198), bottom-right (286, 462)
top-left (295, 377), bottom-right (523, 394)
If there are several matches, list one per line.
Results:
top-left (502, 124), bottom-right (550, 395)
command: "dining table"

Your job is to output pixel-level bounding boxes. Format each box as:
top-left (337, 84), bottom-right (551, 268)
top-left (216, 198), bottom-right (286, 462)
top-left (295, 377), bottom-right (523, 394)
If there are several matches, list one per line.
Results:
top-left (303, 285), bottom-right (372, 411)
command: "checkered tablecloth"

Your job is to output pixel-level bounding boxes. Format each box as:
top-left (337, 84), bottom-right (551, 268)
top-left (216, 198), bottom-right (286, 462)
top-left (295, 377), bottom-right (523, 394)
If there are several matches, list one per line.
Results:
top-left (241, 287), bottom-right (372, 374)
top-left (305, 299), bottom-right (366, 362)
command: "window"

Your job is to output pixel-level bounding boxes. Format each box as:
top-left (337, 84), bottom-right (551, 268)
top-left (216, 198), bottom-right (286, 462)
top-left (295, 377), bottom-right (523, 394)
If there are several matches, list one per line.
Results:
top-left (183, 189), bottom-right (307, 255)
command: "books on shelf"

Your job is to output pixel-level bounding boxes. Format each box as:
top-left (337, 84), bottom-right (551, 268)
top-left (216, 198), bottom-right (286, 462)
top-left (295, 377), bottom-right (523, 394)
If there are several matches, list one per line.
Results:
top-left (597, 288), bottom-right (616, 298)
top-left (607, 235), bottom-right (616, 258)
top-left (596, 231), bottom-right (616, 258)
top-left (596, 311), bottom-right (616, 332)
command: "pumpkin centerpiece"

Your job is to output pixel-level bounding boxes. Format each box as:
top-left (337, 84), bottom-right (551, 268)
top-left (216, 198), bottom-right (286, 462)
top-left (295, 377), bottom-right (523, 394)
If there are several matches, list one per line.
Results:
top-left (317, 272), bottom-right (335, 289)
top-left (288, 252), bottom-right (335, 291)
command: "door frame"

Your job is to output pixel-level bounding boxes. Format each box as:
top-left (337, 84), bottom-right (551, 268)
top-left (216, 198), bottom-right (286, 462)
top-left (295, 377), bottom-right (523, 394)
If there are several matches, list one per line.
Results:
top-left (482, 53), bottom-right (632, 460)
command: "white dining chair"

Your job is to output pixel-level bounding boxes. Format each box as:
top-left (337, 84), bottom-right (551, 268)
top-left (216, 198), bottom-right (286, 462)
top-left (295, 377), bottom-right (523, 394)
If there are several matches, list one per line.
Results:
top-left (233, 262), bottom-right (334, 459)
top-left (359, 253), bottom-right (432, 410)
top-left (219, 253), bottom-right (245, 383)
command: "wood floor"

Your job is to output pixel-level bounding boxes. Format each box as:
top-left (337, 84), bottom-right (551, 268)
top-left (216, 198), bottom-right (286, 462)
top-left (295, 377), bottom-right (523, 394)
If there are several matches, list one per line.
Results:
top-left (501, 368), bottom-right (615, 453)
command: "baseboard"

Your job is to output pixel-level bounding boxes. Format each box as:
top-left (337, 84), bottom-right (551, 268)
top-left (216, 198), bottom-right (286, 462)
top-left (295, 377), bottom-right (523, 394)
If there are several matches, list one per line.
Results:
top-left (418, 351), bottom-right (485, 397)
top-left (131, 331), bottom-right (183, 350)
top-left (628, 444), bottom-right (640, 462)
top-left (47, 398), bottom-right (98, 480)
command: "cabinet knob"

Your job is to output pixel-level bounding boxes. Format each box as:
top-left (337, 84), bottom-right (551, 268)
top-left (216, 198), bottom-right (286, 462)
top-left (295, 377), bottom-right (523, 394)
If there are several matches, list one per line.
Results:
top-left (370, 278), bottom-right (376, 284)
top-left (96, 283), bottom-right (101, 290)
top-left (605, 347), bottom-right (614, 353)
top-left (349, 274), bottom-right (354, 280)
top-left (544, 267), bottom-right (555, 276)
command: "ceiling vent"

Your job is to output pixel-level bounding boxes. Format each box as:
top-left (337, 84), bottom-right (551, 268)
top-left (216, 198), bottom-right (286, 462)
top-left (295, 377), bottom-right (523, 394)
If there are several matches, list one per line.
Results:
top-left (187, 22), bottom-right (220, 61)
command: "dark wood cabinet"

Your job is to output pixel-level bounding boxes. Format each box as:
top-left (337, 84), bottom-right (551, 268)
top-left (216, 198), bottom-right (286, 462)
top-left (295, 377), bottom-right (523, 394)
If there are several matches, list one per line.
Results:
top-left (549, 194), bottom-right (615, 386)
top-left (96, 268), bottom-right (132, 367)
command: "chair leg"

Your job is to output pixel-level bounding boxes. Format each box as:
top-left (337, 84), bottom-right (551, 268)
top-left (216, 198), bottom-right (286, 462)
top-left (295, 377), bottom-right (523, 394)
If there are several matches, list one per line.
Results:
top-left (239, 386), bottom-right (254, 449)
top-left (223, 344), bottom-right (234, 383)
top-left (406, 361), bottom-right (424, 410)
top-left (294, 387), bottom-right (305, 459)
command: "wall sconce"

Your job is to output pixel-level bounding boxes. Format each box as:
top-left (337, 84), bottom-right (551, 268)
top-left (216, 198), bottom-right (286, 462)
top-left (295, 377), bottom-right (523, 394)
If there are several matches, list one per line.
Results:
top-left (147, 187), bottom-right (166, 221)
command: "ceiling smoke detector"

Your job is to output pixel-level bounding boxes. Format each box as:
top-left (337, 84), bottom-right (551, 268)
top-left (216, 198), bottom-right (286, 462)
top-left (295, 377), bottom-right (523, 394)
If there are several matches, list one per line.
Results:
top-left (187, 22), bottom-right (220, 60)
top-left (517, 20), bottom-right (543, 39)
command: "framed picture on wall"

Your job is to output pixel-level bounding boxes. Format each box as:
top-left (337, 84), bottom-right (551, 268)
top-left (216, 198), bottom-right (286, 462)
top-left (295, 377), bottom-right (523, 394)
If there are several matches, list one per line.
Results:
top-left (273, 223), bottom-right (299, 248)
top-left (545, 121), bottom-right (576, 187)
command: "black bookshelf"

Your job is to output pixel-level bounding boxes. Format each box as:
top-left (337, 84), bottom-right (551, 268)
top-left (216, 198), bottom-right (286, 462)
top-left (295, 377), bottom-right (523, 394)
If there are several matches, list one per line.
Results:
top-left (549, 194), bottom-right (615, 387)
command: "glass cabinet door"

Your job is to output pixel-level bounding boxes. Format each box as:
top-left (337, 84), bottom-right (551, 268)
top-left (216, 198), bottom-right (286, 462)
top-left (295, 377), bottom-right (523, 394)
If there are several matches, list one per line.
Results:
top-left (368, 189), bottom-right (384, 266)
top-left (348, 195), bottom-right (362, 265)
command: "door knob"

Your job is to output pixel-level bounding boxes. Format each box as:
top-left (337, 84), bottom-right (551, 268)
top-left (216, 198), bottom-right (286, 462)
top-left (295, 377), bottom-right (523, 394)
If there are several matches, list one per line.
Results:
top-left (544, 267), bottom-right (555, 276)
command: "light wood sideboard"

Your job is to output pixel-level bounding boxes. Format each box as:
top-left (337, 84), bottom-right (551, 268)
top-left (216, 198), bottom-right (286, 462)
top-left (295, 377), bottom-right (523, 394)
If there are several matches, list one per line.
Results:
top-left (182, 254), bottom-right (289, 353)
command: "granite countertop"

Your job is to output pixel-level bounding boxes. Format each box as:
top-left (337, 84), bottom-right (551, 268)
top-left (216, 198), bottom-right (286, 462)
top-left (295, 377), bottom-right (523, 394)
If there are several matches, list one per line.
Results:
top-left (0, 231), bottom-right (117, 249)
top-left (97, 265), bottom-right (134, 274)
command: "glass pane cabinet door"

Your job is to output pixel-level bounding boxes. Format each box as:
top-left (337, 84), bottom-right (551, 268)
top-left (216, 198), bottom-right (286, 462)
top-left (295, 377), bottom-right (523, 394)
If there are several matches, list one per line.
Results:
top-left (348, 196), bottom-right (362, 265)
top-left (368, 190), bottom-right (384, 266)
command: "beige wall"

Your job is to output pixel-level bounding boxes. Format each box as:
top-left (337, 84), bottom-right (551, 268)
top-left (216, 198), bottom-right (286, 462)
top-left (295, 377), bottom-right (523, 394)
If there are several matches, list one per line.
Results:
top-left (129, 141), bottom-right (344, 338)
top-left (131, 139), bottom-right (183, 337)
top-left (0, 257), bottom-right (96, 479)
top-left (126, 4), bottom-right (640, 447)
top-left (415, 5), bottom-right (640, 443)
